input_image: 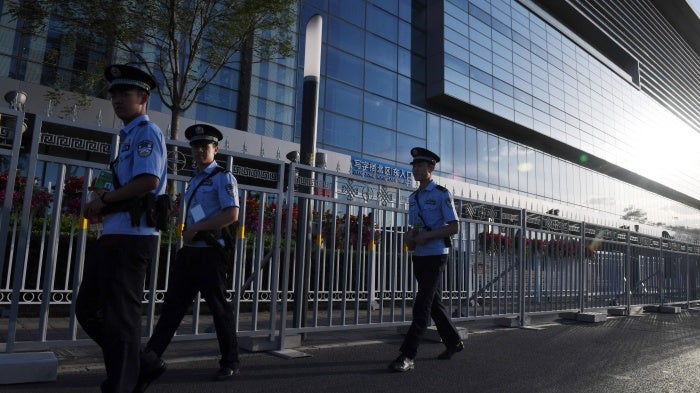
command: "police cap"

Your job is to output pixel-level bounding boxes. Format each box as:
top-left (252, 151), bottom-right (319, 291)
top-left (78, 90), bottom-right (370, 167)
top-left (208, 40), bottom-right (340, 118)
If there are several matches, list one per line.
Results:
top-left (105, 64), bottom-right (157, 94)
top-left (185, 124), bottom-right (223, 145)
top-left (409, 147), bottom-right (440, 165)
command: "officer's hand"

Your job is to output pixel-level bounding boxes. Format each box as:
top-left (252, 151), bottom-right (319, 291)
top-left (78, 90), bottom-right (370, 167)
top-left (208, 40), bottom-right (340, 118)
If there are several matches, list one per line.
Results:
top-left (83, 194), bottom-right (106, 218)
top-left (404, 229), bottom-right (417, 249)
top-left (413, 231), bottom-right (428, 245)
top-left (182, 228), bottom-right (197, 244)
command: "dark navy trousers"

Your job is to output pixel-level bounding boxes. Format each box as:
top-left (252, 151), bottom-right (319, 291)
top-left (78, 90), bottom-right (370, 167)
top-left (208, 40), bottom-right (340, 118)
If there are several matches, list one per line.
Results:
top-left (400, 254), bottom-right (461, 359)
top-left (76, 234), bottom-right (158, 393)
top-left (146, 246), bottom-right (239, 368)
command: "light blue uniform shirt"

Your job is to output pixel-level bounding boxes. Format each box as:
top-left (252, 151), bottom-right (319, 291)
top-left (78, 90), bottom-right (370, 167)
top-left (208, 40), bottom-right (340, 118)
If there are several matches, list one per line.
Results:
top-left (409, 180), bottom-right (458, 256)
top-left (185, 162), bottom-right (239, 246)
top-left (102, 115), bottom-right (167, 235)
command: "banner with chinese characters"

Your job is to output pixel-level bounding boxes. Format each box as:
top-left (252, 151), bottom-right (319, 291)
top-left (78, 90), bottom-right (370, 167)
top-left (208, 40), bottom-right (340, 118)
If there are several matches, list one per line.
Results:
top-left (351, 156), bottom-right (413, 186)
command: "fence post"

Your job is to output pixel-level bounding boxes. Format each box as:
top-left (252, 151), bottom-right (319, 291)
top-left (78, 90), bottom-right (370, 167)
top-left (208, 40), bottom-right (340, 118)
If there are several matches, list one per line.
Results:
top-left (659, 239), bottom-right (665, 306)
top-left (518, 209), bottom-right (526, 325)
top-left (685, 253), bottom-right (690, 308)
top-left (5, 117), bottom-right (42, 353)
top-left (38, 164), bottom-right (67, 341)
top-left (579, 222), bottom-right (585, 312)
top-left (625, 226), bottom-right (632, 314)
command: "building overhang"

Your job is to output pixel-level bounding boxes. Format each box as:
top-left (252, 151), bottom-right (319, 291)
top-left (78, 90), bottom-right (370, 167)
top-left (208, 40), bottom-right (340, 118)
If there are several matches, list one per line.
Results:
top-left (650, 0), bottom-right (700, 57)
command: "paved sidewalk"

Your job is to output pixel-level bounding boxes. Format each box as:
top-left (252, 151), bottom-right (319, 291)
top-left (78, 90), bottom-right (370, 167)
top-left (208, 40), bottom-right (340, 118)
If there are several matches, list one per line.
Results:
top-left (4, 310), bottom-right (700, 393)
top-left (45, 312), bottom-right (587, 379)
top-left (17, 315), bottom-right (507, 375)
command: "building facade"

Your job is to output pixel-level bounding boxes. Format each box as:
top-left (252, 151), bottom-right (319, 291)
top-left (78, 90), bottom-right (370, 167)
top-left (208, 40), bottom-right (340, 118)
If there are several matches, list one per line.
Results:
top-left (1, 0), bottom-right (699, 239)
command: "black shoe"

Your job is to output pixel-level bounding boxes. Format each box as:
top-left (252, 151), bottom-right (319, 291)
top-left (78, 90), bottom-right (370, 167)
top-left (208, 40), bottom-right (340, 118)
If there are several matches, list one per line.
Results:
top-left (214, 363), bottom-right (240, 381)
top-left (437, 341), bottom-right (464, 360)
top-left (133, 349), bottom-right (167, 393)
top-left (388, 355), bottom-right (414, 372)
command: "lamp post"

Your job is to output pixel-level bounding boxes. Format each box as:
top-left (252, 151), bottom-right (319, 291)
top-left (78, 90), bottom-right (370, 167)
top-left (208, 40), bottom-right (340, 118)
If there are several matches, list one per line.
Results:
top-left (294, 15), bottom-right (322, 331)
top-left (298, 14), bottom-right (322, 168)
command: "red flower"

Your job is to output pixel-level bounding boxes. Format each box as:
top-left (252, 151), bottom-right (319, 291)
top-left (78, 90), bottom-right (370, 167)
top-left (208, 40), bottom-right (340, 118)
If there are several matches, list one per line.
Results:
top-left (0, 172), bottom-right (53, 215)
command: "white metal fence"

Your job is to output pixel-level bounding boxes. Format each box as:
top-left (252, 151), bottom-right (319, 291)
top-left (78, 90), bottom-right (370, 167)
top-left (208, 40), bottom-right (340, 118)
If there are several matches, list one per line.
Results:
top-left (2, 110), bottom-right (699, 353)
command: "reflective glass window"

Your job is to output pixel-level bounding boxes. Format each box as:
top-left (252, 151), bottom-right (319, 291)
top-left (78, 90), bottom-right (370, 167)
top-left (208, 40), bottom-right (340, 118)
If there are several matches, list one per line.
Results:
top-left (492, 0), bottom-right (511, 15)
top-left (398, 0), bottom-right (413, 21)
top-left (397, 133), bottom-right (425, 164)
top-left (468, 19), bottom-right (491, 44)
top-left (508, 142), bottom-right (519, 190)
top-left (445, 40), bottom-right (469, 63)
top-left (397, 104), bottom-right (426, 138)
top-left (572, 165), bottom-right (581, 205)
top-left (329, 0), bottom-right (365, 26)
top-left (363, 123), bottom-right (396, 161)
top-left (551, 159), bottom-right (561, 200)
top-left (326, 46), bottom-right (364, 87)
top-left (196, 105), bottom-right (234, 129)
top-left (493, 77), bottom-right (513, 96)
top-left (492, 18), bottom-right (511, 38)
top-left (493, 42), bottom-right (513, 63)
top-left (325, 79), bottom-right (362, 119)
top-left (327, 17), bottom-right (365, 57)
top-left (364, 93), bottom-right (397, 129)
top-left (493, 65), bottom-right (513, 85)
top-left (518, 145), bottom-right (528, 195)
top-left (365, 33), bottom-right (397, 69)
top-left (445, 26), bottom-right (468, 49)
top-left (477, 131), bottom-right (488, 184)
top-left (426, 114), bottom-right (440, 154)
top-left (323, 112), bottom-right (362, 151)
top-left (453, 123), bottom-right (467, 179)
top-left (398, 20), bottom-right (411, 49)
top-left (366, 5), bottom-right (397, 41)
top-left (397, 74), bottom-right (411, 103)
top-left (465, 126), bottom-right (478, 180)
top-left (440, 118), bottom-right (453, 175)
top-left (365, 62), bottom-right (396, 99)
top-left (535, 151), bottom-right (544, 197)
top-left (398, 47), bottom-right (411, 76)
top-left (371, 0), bottom-right (398, 14)
top-left (544, 154), bottom-right (553, 199)
top-left (488, 135), bottom-right (499, 186)
top-left (493, 29), bottom-right (513, 51)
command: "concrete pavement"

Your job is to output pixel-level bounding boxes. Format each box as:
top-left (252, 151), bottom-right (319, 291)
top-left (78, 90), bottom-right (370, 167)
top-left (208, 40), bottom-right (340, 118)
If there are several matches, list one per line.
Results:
top-left (3, 310), bottom-right (700, 392)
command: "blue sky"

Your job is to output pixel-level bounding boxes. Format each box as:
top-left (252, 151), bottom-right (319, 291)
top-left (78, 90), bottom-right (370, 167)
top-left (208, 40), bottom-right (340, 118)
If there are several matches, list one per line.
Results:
top-left (690, 0), bottom-right (700, 15)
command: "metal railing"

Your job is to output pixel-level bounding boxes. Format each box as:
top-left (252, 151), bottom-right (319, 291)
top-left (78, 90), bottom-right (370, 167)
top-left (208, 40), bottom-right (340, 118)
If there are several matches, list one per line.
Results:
top-left (2, 110), bottom-right (699, 353)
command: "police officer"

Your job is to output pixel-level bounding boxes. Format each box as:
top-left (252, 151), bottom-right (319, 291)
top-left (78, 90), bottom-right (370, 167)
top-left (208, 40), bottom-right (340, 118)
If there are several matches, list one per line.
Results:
top-left (136, 124), bottom-right (240, 391)
top-left (76, 64), bottom-right (167, 392)
top-left (388, 147), bottom-right (463, 372)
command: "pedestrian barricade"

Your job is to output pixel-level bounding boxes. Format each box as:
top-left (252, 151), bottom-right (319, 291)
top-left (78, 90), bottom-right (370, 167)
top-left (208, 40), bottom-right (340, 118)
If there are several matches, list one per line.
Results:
top-left (2, 110), bottom-right (699, 353)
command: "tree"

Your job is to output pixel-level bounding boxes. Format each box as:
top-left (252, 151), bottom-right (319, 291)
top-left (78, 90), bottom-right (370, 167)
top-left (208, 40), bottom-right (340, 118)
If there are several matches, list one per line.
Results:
top-left (7, 0), bottom-right (296, 140)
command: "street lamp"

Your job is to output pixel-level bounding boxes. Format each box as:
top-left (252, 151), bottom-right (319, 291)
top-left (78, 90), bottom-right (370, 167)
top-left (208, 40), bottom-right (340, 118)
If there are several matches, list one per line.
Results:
top-left (294, 15), bottom-right (323, 332)
top-left (298, 14), bottom-right (322, 168)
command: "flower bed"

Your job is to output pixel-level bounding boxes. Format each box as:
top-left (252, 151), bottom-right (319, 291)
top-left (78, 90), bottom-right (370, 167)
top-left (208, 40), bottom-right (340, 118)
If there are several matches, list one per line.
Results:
top-left (478, 231), bottom-right (595, 258)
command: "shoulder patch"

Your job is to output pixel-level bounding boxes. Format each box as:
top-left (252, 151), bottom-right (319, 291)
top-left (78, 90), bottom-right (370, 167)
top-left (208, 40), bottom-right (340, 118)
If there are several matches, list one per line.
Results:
top-left (137, 140), bottom-right (154, 157)
top-left (225, 183), bottom-right (236, 197)
top-left (436, 185), bottom-right (449, 192)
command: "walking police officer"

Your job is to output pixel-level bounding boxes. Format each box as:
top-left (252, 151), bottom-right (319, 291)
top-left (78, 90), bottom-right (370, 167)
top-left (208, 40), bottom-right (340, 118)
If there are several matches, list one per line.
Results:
top-left (136, 124), bottom-right (240, 392)
top-left (389, 147), bottom-right (463, 372)
top-left (76, 64), bottom-right (167, 392)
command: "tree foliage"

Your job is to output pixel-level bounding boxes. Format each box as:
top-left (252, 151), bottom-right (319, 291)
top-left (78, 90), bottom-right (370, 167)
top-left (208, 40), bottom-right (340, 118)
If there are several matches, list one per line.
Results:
top-left (7, 0), bottom-right (296, 139)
